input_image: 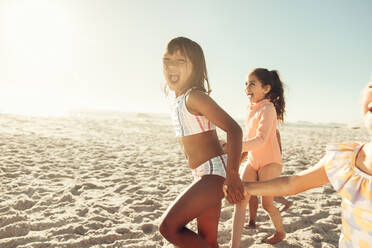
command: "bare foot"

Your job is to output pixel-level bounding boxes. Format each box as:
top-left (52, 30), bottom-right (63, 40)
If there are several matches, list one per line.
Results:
top-left (262, 231), bottom-right (286, 244)
top-left (246, 220), bottom-right (256, 229)
top-left (280, 201), bottom-right (293, 212)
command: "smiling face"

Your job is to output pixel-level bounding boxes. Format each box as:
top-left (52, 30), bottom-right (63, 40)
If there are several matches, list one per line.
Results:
top-left (362, 80), bottom-right (372, 131)
top-left (162, 49), bottom-right (193, 96)
top-left (245, 74), bottom-right (271, 104)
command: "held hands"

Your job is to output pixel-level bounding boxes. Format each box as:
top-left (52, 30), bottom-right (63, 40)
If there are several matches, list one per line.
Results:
top-left (219, 139), bottom-right (245, 203)
top-left (223, 173), bottom-right (245, 204)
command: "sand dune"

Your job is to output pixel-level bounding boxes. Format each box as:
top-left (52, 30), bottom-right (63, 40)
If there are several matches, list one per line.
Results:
top-left (0, 112), bottom-right (368, 247)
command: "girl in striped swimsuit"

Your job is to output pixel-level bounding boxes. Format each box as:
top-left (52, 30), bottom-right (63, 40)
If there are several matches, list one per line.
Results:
top-left (159, 37), bottom-right (245, 248)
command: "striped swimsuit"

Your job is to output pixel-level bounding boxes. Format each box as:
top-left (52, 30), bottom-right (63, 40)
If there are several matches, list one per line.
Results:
top-left (172, 88), bottom-right (215, 137)
top-left (172, 88), bottom-right (227, 180)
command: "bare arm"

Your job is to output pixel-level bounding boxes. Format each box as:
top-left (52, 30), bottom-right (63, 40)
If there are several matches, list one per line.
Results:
top-left (244, 157), bottom-right (330, 196)
top-left (187, 90), bottom-right (244, 203)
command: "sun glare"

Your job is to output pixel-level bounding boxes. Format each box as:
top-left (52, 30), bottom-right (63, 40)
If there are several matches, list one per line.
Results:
top-left (2, 0), bottom-right (73, 117)
top-left (0, 90), bottom-right (68, 117)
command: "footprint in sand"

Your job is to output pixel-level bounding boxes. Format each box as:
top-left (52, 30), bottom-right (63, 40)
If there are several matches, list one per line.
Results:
top-left (0, 214), bottom-right (27, 229)
top-left (141, 223), bottom-right (156, 234)
top-left (13, 197), bottom-right (36, 211)
top-left (76, 207), bottom-right (89, 217)
top-left (0, 222), bottom-right (30, 239)
top-left (59, 193), bottom-right (74, 203)
top-left (115, 226), bottom-right (142, 239)
top-left (113, 184), bottom-right (129, 193)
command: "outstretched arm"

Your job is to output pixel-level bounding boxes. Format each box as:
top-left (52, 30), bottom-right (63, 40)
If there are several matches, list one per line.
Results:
top-left (244, 156), bottom-right (330, 196)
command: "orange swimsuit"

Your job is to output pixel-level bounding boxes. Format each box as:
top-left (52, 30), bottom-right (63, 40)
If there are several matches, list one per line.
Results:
top-left (242, 99), bottom-right (282, 171)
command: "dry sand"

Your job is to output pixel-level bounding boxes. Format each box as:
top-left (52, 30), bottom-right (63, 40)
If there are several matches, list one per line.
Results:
top-left (0, 111), bottom-right (369, 248)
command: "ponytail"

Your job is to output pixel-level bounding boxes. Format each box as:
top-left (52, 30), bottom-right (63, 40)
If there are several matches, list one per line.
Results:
top-left (269, 70), bottom-right (285, 124)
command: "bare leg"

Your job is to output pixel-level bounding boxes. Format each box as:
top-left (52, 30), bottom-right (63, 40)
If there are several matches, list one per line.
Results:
top-left (231, 165), bottom-right (257, 248)
top-left (231, 196), bottom-right (250, 248)
top-left (197, 201), bottom-right (222, 248)
top-left (258, 163), bottom-right (286, 244)
top-left (274, 196), bottom-right (293, 212)
top-left (248, 196), bottom-right (258, 228)
top-left (274, 130), bottom-right (293, 212)
top-left (159, 175), bottom-right (225, 248)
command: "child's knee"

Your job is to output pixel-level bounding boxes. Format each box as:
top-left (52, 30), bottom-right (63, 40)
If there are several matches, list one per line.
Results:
top-left (158, 219), bottom-right (167, 237)
top-left (159, 218), bottom-right (176, 238)
top-left (262, 201), bottom-right (276, 213)
top-left (199, 232), bottom-right (218, 248)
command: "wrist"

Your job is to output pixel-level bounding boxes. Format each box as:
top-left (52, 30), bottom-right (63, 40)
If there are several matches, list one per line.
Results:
top-left (226, 171), bottom-right (240, 178)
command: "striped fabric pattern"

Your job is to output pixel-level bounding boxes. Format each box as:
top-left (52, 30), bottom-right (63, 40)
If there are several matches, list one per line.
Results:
top-left (172, 88), bottom-right (216, 138)
top-left (323, 142), bottom-right (372, 248)
top-left (192, 154), bottom-right (227, 180)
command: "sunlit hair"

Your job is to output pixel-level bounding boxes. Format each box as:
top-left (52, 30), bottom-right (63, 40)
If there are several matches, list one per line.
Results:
top-left (250, 68), bottom-right (286, 124)
top-left (163, 37), bottom-right (211, 94)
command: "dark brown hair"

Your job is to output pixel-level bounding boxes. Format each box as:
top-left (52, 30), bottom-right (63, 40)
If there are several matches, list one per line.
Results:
top-left (250, 68), bottom-right (286, 123)
top-left (164, 37), bottom-right (211, 94)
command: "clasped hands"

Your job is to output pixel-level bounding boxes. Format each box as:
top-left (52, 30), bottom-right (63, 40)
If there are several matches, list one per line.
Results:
top-left (219, 139), bottom-right (246, 204)
top-left (223, 176), bottom-right (246, 204)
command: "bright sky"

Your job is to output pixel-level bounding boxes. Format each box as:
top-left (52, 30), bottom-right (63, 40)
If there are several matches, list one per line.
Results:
top-left (0, 0), bottom-right (371, 123)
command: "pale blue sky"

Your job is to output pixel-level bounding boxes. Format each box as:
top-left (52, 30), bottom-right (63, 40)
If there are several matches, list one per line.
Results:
top-left (0, 0), bottom-right (371, 123)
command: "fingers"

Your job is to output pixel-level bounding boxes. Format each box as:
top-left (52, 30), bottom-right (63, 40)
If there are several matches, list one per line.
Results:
top-left (226, 193), bottom-right (234, 204)
top-left (223, 176), bottom-right (246, 204)
top-left (223, 184), bottom-right (234, 204)
top-left (231, 193), bottom-right (241, 203)
top-left (232, 181), bottom-right (245, 202)
top-left (236, 186), bottom-right (245, 200)
top-left (224, 188), bottom-right (244, 204)
top-left (223, 185), bottom-right (235, 204)
top-left (233, 189), bottom-right (244, 203)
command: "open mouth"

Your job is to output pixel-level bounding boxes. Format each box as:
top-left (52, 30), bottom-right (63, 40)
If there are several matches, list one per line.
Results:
top-left (368, 103), bottom-right (372, 112)
top-left (169, 74), bottom-right (179, 83)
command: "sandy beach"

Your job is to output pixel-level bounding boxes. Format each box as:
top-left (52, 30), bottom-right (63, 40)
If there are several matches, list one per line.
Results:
top-left (0, 111), bottom-right (368, 248)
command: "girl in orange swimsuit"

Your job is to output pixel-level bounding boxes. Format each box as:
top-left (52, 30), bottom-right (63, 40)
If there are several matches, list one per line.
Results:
top-left (230, 68), bottom-right (287, 246)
